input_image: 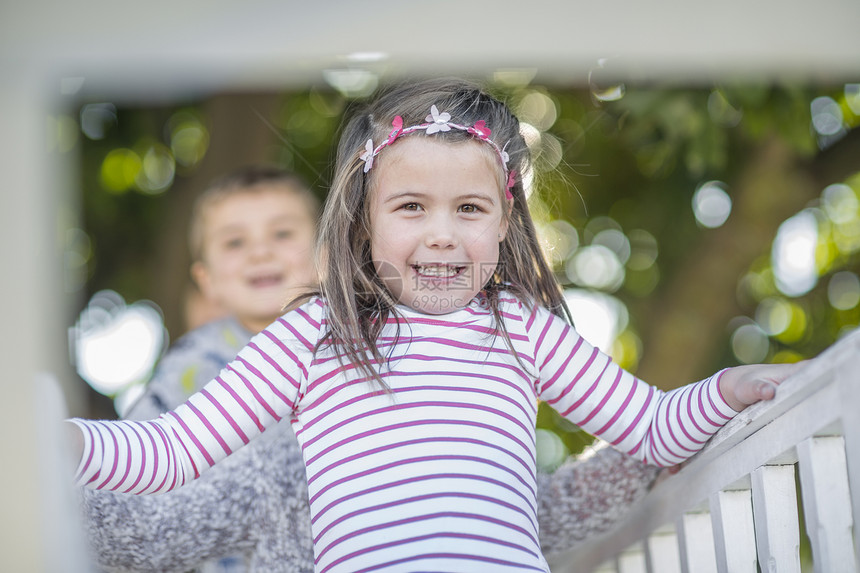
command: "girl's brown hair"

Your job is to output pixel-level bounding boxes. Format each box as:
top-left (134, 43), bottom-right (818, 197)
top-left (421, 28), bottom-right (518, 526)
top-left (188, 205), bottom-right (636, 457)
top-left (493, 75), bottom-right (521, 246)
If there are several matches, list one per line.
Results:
top-left (305, 77), bottom-right (571, 385)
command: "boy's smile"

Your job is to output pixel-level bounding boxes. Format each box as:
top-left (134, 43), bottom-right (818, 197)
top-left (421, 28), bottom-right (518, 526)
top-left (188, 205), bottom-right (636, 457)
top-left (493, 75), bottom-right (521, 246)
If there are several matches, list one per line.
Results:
top-left (369, 137), bottom-right (508, 315)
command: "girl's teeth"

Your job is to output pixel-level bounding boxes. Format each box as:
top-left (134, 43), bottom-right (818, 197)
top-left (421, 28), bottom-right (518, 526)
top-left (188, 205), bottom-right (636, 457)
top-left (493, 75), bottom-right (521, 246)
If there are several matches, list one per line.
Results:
top-left (417, 265), bottom-right (460, 278)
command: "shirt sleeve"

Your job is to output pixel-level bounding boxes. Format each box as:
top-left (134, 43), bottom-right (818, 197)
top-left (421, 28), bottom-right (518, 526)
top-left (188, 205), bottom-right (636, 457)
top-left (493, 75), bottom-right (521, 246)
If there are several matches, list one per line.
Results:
top-left (527, 304), bottom-right (737, 467)
top-left (79, 422), bottom-right (315, 572)
top-left (71, 302), bottom-right (323, 494)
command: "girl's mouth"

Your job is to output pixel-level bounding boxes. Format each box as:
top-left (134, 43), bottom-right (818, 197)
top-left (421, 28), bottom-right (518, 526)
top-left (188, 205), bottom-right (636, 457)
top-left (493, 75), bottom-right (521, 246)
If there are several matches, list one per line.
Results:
top-left (412, 264), bottom-right (466, 279)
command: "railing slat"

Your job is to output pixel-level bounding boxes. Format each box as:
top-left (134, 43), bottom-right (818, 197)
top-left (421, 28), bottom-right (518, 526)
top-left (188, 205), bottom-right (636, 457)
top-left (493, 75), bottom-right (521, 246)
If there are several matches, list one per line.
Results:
top-left (710, 488), bottom-right (757, 573)
top-left (618, 542), bottom-right (648, 573)
top-left (751, 464), bottom-right (801, 573)
top-left (645, 524), bottom-right (682, 573)
top-left (797, 436), bottom-right (857, 573)
top-left (676, 511), bottom-right (717, 573)
top-left (836, 354), bottom-right (860, 568)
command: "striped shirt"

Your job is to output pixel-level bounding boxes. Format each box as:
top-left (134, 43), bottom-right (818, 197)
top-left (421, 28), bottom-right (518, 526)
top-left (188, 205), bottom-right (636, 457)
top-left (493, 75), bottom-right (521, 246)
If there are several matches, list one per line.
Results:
top-left (72, 294), bottom-right (736, 572)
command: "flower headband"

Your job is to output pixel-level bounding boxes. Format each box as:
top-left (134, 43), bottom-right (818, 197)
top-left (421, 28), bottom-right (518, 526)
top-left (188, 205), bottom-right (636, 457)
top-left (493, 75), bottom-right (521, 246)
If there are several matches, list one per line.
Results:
top-left (360, 105), bottom-right (517, 200)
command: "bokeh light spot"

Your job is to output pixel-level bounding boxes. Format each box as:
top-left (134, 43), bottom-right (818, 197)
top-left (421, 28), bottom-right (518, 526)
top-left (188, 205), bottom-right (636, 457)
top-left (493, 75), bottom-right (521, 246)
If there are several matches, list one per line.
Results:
top-left (811, 96), bottom-right (844, 136)
top-left (846, 84), bottom-right (860, 115)
top-left (731, 322), bottom-right (770, 364)
top-left (100, 148), bottom-right (142, 193)
top-left (592, 229), bottom-right (631, 265)
top-left (516, 91), bottom-right (558, 131)
top-left (537, 219), bottom-right (579, 267)
top-left (755, 297), bottom-right (793, 336)
top-left (772, 210), bottom-right (820, 297)
top-left (692, 181), bottom-right (732, 228)
top-left (828, 271), bottom-right (860, 310)
top-left (80, 103), bottom-right (117, 140)
top-left (535, 428), bottom-right (569, 472)
top-left (136, 143), bottom-right (175, 194)
top-left (566, 245), bottom-right (625, 292)
top-left (564, 289), bottom-right (629, 354)
top-left (707, 90), bottom-right (742, 127)
top-left (821, 183), bottom-right (859, 225)
top-left (626, 229), bottom-right (659, 271)
top-left (170, 120), bottom-right (209, 167)
top-left (322, 69), bottom-right (378, 98)
top-left (72, 290), bottom-right (166, 396)
top-left (588, 59), bottom-right (625, 103)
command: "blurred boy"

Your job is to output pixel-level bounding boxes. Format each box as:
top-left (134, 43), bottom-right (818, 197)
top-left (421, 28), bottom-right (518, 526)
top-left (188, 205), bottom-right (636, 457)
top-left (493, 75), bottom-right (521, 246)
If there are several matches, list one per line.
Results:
top-left (126, 166), bottom-right (319, 420)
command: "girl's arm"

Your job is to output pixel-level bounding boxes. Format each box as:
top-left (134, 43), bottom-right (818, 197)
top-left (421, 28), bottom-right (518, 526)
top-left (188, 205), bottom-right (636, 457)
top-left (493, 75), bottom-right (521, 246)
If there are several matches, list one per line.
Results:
top-left (530, 305), bottom-right (802, 467)
top-left (71, 306), bottom-right (318, 494)
top-left (79, 423), bottom-right (314, 573)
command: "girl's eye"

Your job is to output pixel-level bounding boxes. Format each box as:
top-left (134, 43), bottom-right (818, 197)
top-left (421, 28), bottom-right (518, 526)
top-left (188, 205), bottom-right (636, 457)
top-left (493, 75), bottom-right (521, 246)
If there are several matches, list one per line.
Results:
top-left (459, 204), bottom-right (480, 213)
top-left (401, 202), bottom-right (421, 211)
top-left (274, 229), bottom-right (293, 240)
top-left (224, 238), bottom-right (244, 250)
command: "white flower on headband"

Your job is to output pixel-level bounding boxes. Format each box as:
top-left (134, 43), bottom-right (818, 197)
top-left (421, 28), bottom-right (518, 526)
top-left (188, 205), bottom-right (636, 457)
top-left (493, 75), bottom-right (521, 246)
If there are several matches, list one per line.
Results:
top-left (425, 105), bottom-right (452, 134)
top-left (360, 139), bottom-right (375, 173)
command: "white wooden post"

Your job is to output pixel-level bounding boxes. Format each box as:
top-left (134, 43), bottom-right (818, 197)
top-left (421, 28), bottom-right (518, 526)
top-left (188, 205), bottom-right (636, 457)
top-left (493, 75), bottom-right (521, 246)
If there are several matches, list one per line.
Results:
top-left (710, 488), bottom-right (757, 573)
top-left (751, 464), bottom-right (801, 573)
top-left (645, 523), bottom-right (682, 573)
top-left (676, 511), bottom-right (717, 573)
top-left (593, 560), bottom-right (619, 573)
top-left (618, 542), bottom-right (648, 573)
top-left (797, 436), bottom-right (857, 573)
top-left (836, 355), bottom-right (860, 568)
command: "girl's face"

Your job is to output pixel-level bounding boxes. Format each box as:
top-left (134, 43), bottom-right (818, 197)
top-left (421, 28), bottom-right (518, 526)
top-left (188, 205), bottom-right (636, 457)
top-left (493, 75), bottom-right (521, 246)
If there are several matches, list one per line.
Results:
top-left (369, 137), bottom-right (509, 315)
top-left (193, 187), bottom-right (317, 332)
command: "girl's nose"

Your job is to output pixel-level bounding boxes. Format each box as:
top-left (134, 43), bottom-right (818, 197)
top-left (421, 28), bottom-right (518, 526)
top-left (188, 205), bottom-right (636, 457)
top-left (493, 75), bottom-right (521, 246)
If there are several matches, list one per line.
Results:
top-left (424, 216), bottom-right (458, 249)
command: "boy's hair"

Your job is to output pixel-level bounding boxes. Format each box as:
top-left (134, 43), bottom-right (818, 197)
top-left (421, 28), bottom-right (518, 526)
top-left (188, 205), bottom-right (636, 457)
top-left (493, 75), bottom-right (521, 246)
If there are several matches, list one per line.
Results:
top-left (188, 165), bottom-right (320, 262)
top-left (311, 78), bottom-right (572, 385)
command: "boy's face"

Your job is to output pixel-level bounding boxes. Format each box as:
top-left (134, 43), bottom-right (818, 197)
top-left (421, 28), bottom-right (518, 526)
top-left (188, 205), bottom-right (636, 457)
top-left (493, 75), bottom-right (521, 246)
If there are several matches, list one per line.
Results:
top-left (193, 186), bottom-right (316, 333)
top-left (369, 137), bottom-right (508, 315)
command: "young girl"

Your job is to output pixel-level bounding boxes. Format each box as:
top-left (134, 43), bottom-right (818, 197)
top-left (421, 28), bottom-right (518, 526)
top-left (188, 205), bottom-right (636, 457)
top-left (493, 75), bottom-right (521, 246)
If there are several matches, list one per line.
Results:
top-left (70, 78), bottom-right (798, 573)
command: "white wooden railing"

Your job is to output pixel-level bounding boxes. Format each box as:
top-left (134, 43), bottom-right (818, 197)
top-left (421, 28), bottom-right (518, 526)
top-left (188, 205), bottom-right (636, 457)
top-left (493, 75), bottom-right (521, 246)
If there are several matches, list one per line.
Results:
top-left (547, 329), bottom-right (860, 573)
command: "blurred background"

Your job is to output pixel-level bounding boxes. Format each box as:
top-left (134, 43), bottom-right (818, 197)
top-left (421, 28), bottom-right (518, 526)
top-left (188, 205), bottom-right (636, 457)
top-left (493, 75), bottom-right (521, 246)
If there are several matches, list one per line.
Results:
top-left (68, 80), bottom-right (860, 467)
top-left (2, 0), bottom-right (859, 570)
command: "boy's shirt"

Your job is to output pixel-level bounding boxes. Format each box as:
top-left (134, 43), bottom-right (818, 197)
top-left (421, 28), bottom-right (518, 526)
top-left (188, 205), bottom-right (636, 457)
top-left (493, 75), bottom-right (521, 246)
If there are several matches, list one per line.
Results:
top-left (125, 316), bottom-right (253, 421)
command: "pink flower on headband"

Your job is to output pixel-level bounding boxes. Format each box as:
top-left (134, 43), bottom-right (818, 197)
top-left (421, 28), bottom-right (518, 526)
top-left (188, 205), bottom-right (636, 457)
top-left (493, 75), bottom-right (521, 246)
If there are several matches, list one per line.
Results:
top-left (506, 170), bottom-right (518, 199)
top-left (360, 139), bottom-right (375, 173)
top-left (467, 120), bottom-right (491, 140)
top-left (425, 105), bottom-right (452, 134)
top-left (385, 116), bottom-right (404, 145)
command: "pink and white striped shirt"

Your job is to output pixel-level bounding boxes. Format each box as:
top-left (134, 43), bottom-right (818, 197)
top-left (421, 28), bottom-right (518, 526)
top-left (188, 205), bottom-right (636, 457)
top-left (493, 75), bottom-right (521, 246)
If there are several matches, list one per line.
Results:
top-left (72, 294), bottom-right (736, 572)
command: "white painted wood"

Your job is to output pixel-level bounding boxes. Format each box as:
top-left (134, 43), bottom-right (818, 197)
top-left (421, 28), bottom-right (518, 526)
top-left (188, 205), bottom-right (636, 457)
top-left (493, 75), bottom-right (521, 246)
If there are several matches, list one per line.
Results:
top-left (645, 523), bottom-right (682, 573)
top-left (710, 489), bottom-right (757, 573)
top-left (835, 354), bottom-right (860, 570)
top-left (677, 512), bottom-right (718, 573)
top-left (545, 335), bottom-right (860, 573)
top-left (618, 542), bottom-right (648, 573)
top-left (593, 562), bottom-right (618, 573)
top-left (751, 465), bottom-right (801, 573)
top-left (797, 436), bottom-right (857, 573)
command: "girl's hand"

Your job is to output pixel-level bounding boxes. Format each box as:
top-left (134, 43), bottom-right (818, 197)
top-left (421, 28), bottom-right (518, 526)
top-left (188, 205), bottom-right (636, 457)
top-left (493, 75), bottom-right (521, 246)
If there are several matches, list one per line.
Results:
top-left (719, 362), bottom-right (806, 412)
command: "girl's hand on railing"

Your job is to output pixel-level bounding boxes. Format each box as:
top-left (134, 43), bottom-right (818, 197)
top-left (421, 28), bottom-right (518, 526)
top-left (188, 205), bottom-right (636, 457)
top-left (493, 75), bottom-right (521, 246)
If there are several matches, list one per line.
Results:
top-left (718, 361), bottom-right (806, 412)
